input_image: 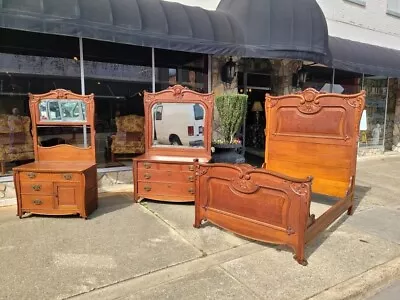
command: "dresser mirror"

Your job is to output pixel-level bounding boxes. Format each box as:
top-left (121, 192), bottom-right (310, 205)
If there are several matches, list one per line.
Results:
top-left (152, 102), bottom-right (205, 148)
top-left (133, 85), bottom-right (214, 204)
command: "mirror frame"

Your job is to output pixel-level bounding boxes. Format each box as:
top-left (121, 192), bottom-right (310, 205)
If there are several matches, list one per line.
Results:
top-left (29, 89), bottom-right (96, 162)
top-left (144, 85), bottom-right (214, 157)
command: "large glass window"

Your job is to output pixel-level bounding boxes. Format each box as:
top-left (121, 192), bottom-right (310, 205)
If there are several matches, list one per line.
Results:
top-left (82, 39), bottom-right (153, 166)
top-left (0, 29), bottom-right (81, 176)
top-left (154, 49), bottom-right (208, 92)
top-left (361, 76), bottom-right (388, 147)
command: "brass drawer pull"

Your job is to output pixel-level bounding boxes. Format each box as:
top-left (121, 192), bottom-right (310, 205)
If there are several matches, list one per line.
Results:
top-left (27, 172), bottom-right (36, 179)
top-left (188, 187), bottom-right (195, 194)
top-left (188, 176), bottom-right (194, 182)
top-left (144, 173), bottom-right (152, 180)
top-left (32, 199), bottom-right (43, 205)
top-left (144, 186), bottom-right (152, 192)
top-left (144, 163), bottom-right (152, 169)
top-left (188, 165), bottom-right (195, 171)
top-left (32, 184), bottom-right (42, 192)
top-left (63, 174), bottom-right (73, 180)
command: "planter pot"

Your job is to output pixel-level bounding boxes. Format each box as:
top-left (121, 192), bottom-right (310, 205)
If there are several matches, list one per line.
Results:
top-left (211, 143), bottom-right (245, 164)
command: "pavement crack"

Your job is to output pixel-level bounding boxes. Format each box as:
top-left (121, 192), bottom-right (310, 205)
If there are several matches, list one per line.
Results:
top-left (218, 265), bottom-right (263, 300)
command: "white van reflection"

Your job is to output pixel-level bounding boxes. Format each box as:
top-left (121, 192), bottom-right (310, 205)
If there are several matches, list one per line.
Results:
top-left (153, 103), bottom-right (205, 147)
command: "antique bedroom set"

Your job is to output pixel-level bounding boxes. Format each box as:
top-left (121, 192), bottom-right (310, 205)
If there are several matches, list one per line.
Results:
top-left (12, 85), bottom-right (365, 265)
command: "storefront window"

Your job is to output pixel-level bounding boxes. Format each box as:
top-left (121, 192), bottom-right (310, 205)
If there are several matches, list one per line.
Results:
top-left (361, 76), bottom-right (388, 147)
top-left (0, 29), bottom-right (81, 176)
top-left (82, 39), bottom-right (153, 166)
top-left (154, 49), bottom-right (208, 92)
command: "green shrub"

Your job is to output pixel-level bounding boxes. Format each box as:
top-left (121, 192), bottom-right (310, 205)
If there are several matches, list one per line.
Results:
top-left (215, 94), bottom-right (248, 144)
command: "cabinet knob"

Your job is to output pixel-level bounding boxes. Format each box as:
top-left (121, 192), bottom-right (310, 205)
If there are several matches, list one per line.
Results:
top-left (144, 173), bottom-right (151, 180)
top-left (188, 165), bottom-right (195, 171)
top-left (144, 186), bottom-right (152, 192)
top-left (144, 163), bottom-right (152, 169)
top-left (32, 199), bottom-right (43, 205)
top-left (188, 176), bottom-right (194, 182)
top-left (188, 187), bottom-right (195, 194)
top-left (27, 172), bottom-right (36, 179)
top-left (63, 174), bottom-right (72, 180)
top-left (32, 184), bottom-right (41, 192)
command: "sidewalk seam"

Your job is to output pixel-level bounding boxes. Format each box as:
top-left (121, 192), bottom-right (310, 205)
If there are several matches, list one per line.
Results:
top-left (218, 265), bottom-right (263, 300)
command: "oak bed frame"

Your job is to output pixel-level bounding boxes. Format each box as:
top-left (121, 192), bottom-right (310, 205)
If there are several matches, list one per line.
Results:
top-left (194, 88), bottom-right (366, 265)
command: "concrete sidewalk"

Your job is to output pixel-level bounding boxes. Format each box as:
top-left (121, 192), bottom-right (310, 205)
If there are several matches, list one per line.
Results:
top-left (1, 155), bottom-right (400, 300)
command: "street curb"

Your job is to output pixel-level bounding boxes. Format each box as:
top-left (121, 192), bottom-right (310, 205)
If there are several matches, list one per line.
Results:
top-left (308, 256), bottom-right (400, 300)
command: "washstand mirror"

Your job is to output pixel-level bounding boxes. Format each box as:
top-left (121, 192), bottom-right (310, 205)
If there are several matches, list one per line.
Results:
top-left (29, 89), bottom-right (96, 161)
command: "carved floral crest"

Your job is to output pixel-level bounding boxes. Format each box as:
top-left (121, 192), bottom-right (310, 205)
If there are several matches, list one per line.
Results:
top-left (169, 85), bottom-right (187, 100)
top-left (346, 94), bottom-right (365, 110)
top-left (231, 173), bottom-right (260, 194)
top-left (297, 88), bottom-right (322, 114)
top-left (290, 182), bottom-right (310, 196)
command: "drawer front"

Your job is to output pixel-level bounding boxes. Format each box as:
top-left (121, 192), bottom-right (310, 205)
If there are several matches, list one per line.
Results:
top-left (138, 182), bottom-right (195, 197)
top-left (19, 172), bottom-right (80, 182)
top-left (137, 162), bottom-right (195, 172)
top-left (20, 181), bottom-right (53, 195)
top-left (137, 169), bottom-right (195, 183)
top-left (21, 195), bottom-right (54, 210)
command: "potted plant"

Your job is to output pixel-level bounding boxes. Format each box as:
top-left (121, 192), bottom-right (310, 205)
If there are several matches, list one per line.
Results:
top-left (212, 93), bottom-right (248, 163)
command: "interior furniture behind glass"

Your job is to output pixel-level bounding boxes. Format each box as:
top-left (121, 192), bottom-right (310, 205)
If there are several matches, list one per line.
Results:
top-left (133, 85), bottom-right (214, 203)
top-left (13, 89), bottom-right (98, 219)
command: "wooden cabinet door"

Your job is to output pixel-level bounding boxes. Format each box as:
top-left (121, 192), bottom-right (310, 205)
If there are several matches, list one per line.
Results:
top-left (54, 182), bottom-right (79, 210)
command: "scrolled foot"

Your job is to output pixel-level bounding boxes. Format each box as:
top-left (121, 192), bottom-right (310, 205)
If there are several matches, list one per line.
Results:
top-left (347, 205), bottom-right (354, 216)
top-left (293, 255), bottom-right (308, 266)
top-left (193, 219), bottom-right (202, 228)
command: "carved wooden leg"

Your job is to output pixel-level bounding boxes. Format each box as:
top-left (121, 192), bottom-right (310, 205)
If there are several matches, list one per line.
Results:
top-left (347, 205), bottom-right (354, 216)
top-left (347, 194), bottom-right (355, 216)
top-left (193, 215), bottom-right (202, 228)
top-left (193, 206), bottom-right (203, 228)
top-left (293, 244), bottom-right (308, 266)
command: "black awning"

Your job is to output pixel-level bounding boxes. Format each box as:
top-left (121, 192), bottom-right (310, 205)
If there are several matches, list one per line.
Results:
top-left (217, 0), bottom-right (331, 64)
top-left (0, 0), bottom-right (245, 56)
top-left (329, 36), bottom-right (400, 77)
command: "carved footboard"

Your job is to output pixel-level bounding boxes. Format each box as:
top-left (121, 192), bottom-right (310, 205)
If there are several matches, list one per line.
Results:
top-left (194, 162), bottom-right (313, 265)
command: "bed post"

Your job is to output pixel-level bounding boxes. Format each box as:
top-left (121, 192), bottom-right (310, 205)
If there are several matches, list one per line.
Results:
top-left (347, 176), bottom-right (356, 215)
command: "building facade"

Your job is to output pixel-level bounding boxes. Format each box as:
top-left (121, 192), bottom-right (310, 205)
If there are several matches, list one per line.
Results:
top-left (1, 0), bottom-right (400, 181)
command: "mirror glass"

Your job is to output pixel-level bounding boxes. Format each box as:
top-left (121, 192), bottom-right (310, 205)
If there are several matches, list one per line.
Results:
top-left (152, 102), bottom-right (205, 148)
top-left (39, 99), bottom-right (87, 122)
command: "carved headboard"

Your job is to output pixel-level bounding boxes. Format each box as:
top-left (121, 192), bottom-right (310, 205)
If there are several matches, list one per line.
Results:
top-left (264, 88), bottom-right (366, 198)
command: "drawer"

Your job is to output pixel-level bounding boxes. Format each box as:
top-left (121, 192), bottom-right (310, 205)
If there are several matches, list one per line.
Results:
top-left (137, 162), bottom-right (195, 172)
top-left (19, 172), bottom-right (80, 182)
top-left (20, 181), bottom-right (53, 195)
top-left (137, 182), bottom-right (195, 197)
top-left (137, 169), bottom-right (195, 183)
top-left (21, 195), bottom-right (54, 210)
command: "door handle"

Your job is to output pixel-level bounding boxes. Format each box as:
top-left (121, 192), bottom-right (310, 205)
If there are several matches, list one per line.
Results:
top-left (144, 163), bottom-right (152, 169)
top-left (188, 187), bottom-right (195, 194)
top-left (144, 173), bottom-right (151, 180)
top-left (144, 186), bottom-right (152, 192)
